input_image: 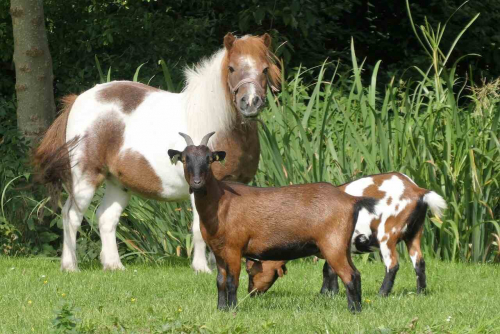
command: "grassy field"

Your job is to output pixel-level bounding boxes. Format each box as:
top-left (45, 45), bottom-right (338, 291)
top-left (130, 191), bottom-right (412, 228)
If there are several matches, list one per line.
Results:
top-left (1, 257), bottom-right (499, 333)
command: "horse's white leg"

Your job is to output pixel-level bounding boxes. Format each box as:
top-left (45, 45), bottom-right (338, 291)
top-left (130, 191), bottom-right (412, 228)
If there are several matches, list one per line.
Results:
top-left (191, 194), bottom-right (211, 273)
top-left (98, 181), bottom-right (130, 270)
top-left (61, 180), bottom-right (96, 272)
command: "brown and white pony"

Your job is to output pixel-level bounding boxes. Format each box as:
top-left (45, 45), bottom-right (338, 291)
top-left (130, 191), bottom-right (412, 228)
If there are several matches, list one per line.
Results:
top-left (32, 33), bottom-right (280, 272)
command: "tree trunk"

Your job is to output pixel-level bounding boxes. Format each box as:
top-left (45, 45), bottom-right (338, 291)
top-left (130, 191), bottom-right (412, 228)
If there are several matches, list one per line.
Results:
top-left (10, 0), bottom-right (55, 144)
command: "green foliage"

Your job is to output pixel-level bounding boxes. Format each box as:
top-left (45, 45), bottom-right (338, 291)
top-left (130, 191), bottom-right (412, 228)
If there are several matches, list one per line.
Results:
top-left (2, 0), bottom-right (500, 101)
top-left (51, 302), bottom-right (81, 334)
top-left (254, 13), bottom-right (500, 262)
top-left (1, 4), bottom-right (499, 263)
top-left (0, 97), bottom-right (64, 257)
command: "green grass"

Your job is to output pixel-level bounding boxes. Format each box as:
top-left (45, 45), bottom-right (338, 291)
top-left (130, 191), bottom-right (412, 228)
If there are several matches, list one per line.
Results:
top-left (1, 257), bottom-right (499, 333)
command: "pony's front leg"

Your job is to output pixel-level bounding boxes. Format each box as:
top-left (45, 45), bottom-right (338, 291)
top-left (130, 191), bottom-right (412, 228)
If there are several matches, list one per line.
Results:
top-left (190, 194), bottom-right (211, 273)
top-left (98, 181), bottom-right (130, 270)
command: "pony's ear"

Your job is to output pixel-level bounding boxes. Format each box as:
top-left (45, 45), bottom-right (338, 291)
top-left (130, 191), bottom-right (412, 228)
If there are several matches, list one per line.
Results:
top-left (212, 151), bottom-right (226, 163)
top-left (261, 33), bottom-right (272, 48)
top-left (224, 33), bottom-right (236, 50)
top-left (168, 149), bottom-right (182, 164)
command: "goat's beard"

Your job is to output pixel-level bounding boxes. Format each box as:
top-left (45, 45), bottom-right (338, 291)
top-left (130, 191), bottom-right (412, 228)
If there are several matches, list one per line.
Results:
top-left (189, 186), bottom-right (207, 195)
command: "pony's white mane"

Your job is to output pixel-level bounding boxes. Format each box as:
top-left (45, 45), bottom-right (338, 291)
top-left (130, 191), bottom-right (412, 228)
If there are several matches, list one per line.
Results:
top-left (183, 49), bottom-right (234, 146)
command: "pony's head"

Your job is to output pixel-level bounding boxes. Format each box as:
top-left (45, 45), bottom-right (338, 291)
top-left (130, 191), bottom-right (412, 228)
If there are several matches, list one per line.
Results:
top-left (222, 33), bottom-right (281, 118)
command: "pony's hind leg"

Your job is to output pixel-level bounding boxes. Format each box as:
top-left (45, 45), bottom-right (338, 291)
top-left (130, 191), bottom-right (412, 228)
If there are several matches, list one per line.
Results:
top-left (98, 181), bottom-right (130, 270)
top-left (61, 179), bottom-right (97, 272)
top-left (191, 194), bottom-right (212, 273)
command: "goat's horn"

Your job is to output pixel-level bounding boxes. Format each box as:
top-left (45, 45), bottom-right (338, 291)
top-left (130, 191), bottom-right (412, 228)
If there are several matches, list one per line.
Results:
top-left (200, 132), bottom-right (216, 146)
top-left (178, 132), bottom-right (195, 146)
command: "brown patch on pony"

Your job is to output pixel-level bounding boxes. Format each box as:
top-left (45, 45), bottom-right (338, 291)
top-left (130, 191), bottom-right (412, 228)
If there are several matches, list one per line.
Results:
top-left (221, 33), bottom-right (281, 102)
top-left (81, 113), bottom-right (125, 186)
top-left (112, 150), bottom-right (164, 199)
top-left (81, 114), bottom-right (163, 197)
top-left (32, 94), bottom-right (79, 202)
top-left (97, 82), bottom-right (160, 114)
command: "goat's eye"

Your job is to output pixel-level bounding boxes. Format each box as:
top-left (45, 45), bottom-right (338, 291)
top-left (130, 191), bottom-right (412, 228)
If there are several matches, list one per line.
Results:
top-left (263, 67), bottom-right (269, 74)
top-left (228, 66), bottom-right (235, 73)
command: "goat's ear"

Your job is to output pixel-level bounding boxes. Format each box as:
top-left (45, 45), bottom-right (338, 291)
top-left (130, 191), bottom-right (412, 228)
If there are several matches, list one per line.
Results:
top-left (246, 260), bottom-right (263, 276)
top-left (212, 151), bottom-right (226, 163)
top-left (168, 149), bottom-right (182, 164)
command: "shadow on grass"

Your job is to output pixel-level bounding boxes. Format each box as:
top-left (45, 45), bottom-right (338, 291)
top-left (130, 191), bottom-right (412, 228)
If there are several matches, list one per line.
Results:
top-left (76, 256), bottom-right (191, 271)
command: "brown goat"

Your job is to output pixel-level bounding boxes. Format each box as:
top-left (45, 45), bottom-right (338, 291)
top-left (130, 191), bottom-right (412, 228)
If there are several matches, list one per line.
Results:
top-left (168, 132), bottom-right (379, 312)
top-left (246, 173), bottom-right (447, 297)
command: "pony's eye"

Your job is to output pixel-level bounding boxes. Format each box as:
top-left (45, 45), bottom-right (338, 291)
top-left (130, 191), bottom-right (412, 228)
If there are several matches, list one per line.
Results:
top-left (228, 66), bottom-right (235, 73)
top-left (263, 67), bottom-right (269, 74)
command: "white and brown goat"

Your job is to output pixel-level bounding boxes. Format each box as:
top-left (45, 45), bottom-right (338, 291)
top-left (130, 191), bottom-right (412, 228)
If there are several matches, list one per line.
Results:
top-left (168, 132), bottom-right (378, 312)
top-left (246, 173), bottom-right (447, 297)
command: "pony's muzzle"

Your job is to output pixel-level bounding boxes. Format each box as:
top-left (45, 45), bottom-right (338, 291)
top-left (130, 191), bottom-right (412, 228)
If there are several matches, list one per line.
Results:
top-left (239, 94), bottom-right (263, 118)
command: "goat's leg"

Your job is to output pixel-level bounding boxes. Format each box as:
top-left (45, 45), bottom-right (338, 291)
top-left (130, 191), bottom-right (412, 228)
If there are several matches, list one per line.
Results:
top-left (98, 181), bottom-right (130, 270)
top-left (216, 254), bottom-right (241, 310)
top-left (226, 258), bottom-right (241, 309)
top-left (379, 239), bottom-right (399, 296)
top-left (322, 247), bottom-right (362, 313)
top-left (216, 262), bottom-right (228, 310)
top-left (190, 194), bottom-right (211, 273)
top-left (320, 261), bottom-right (339, 295)
top-left (406, 228), bottom-right (426, 294)
top-left (61, 179), bottom-right (97, 272)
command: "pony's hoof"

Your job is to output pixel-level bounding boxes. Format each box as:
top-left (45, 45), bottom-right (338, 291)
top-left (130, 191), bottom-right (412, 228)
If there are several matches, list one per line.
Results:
top-left (192, 259), bottom-right (212, 274)
top-left (61, 263), bottom-right (79, 272)
top-left (102, 262), bottom-right (126, 271)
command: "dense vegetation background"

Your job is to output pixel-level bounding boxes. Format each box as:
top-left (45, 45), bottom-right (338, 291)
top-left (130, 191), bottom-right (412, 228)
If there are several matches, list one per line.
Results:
top-left (0, 1), bottom-right (499, 263)
top-left (1, 0), bottom-right (499, 99)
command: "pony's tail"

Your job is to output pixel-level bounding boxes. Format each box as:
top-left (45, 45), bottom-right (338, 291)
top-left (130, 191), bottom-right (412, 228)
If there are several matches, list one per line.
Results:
top-left (32, 94), bottom-right (79, 205)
